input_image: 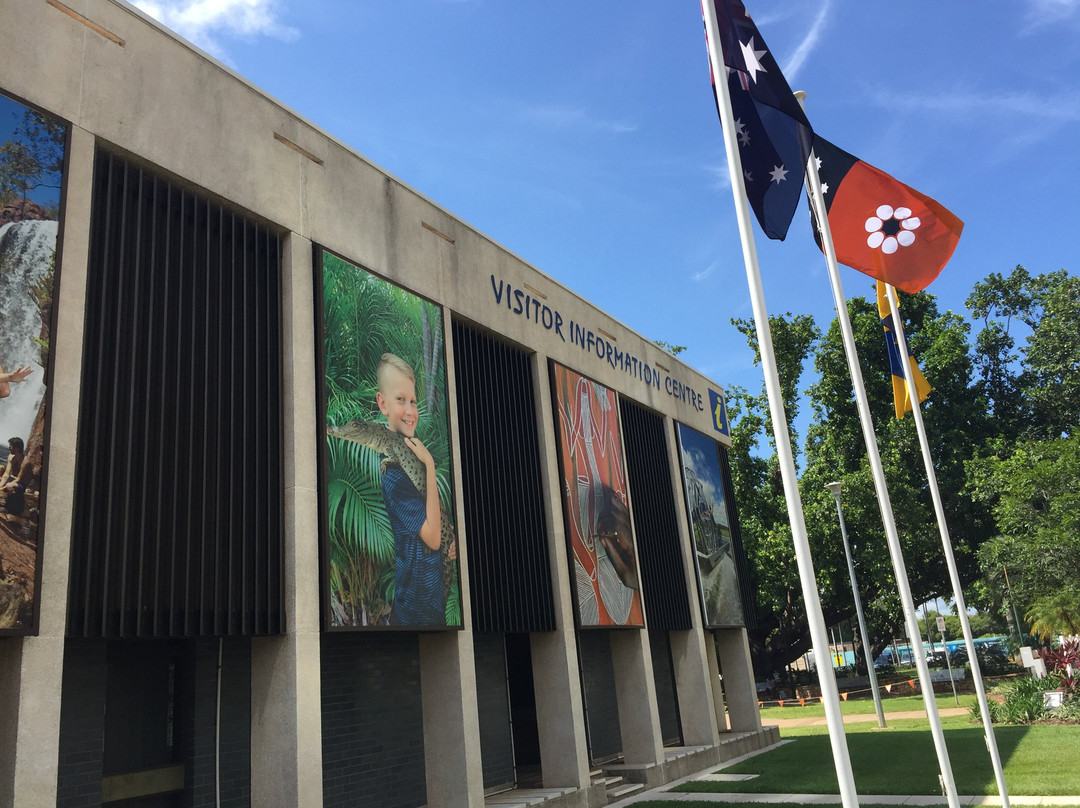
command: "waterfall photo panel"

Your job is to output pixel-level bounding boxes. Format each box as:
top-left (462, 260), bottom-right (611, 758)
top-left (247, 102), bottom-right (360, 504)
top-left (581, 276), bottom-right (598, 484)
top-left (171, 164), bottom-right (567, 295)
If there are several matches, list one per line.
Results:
top-left (0, 90), bottom-right (66, 634)
top-left (676, 423), bottom-right (744, 628)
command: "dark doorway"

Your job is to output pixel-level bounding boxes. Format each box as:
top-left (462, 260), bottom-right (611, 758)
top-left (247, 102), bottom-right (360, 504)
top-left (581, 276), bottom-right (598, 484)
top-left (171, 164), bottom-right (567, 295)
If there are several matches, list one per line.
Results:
top-left (649, 629), bottom-right (684, 746)
top-left (577, 631), bottom-right (622, 765)
top-left (505, 633), bottom-right (541, 780)
top-left (102, 641), bottom-right (191, 807)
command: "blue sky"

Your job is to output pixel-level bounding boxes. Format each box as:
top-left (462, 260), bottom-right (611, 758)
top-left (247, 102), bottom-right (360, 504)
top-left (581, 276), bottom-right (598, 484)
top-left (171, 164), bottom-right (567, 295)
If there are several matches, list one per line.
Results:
top-left (132, 0), bottom-right (1080, 437)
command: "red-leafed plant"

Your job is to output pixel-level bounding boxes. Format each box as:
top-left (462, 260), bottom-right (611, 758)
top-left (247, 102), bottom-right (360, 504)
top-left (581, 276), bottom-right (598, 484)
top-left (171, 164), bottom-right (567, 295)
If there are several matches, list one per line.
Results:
top-left (1041, 636), bottom-right (1079, 694)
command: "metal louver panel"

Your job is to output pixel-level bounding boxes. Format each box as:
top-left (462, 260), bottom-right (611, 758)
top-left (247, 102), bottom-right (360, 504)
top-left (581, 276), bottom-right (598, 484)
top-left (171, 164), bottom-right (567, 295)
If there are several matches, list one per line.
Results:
top-left (718, 444), bottom-right (758, 630)
top-left (67, 150), bottom-right (284, 638)
top-left (451, 321), bottom-right (555, 633)
top-left (618, 399), bottom-right (692, 631)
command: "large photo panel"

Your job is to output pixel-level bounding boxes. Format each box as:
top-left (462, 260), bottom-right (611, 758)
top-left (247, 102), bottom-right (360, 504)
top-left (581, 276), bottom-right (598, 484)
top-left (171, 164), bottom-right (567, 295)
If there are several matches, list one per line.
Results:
top-left (551, 362), bottom-right (644, 628)
top-left (317, 248), bottom-right (460, 629)
top-left (0, 91), bottom-right (66, 635)
top-left (676, 423), bottom-right (744, 628)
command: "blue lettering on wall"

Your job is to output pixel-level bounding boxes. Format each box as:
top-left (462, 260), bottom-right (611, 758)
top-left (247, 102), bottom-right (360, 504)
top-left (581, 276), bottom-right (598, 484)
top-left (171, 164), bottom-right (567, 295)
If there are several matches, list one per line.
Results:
top-left (489, 273), bottom-right (708, 415)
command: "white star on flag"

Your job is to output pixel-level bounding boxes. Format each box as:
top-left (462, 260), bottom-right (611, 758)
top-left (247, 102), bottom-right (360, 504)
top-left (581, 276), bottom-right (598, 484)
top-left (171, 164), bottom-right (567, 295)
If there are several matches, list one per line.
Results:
top-left (769, 165), bottom-right (789, 184)
top-left (739, 36), bottom-right (768, 83)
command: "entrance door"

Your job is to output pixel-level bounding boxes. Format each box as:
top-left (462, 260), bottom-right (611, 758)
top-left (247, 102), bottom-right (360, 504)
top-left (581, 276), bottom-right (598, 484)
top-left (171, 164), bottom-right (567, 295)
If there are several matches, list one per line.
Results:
top-left (577, 631), bottom-right (622, 765)
top-left (102, 641), bottom-right (190, 807)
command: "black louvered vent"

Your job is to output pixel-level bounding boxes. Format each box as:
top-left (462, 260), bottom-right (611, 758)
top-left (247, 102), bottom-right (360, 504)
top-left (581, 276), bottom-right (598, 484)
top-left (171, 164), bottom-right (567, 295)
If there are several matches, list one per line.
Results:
top-left (719, 444), bottom-right (757, 630)
top-left (451, 321), bottom-right (555, 632)
top-left (618, 399), bottom-right (691, 631)
top-left (67, 150), bottom-right (284, 638)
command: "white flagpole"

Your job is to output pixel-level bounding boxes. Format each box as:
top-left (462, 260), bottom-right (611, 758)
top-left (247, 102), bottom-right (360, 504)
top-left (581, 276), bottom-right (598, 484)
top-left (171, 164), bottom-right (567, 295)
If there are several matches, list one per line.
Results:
top-left (798, 95), bottom-right (960, 808)
top-left (701, 6), bottom-right (859, 807)
top-left (885, 282), bottom-right (1011, 807)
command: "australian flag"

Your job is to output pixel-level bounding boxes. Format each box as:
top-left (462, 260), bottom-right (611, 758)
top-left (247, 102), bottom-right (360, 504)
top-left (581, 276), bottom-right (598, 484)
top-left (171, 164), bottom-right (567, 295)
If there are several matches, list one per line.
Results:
top-left (707, 0), bottom-right (813, 240)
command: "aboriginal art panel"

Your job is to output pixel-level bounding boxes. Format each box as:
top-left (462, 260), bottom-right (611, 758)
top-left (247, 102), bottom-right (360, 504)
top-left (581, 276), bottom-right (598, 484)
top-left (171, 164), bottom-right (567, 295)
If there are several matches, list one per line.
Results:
top-left (0, 90), bottom-right (66, 634)
top-left (551, 362), bottom-right (643, 628)
top-left (318, 248), bottom-right (460, 630)
top-left (675, 422), bottom-right (744, 628)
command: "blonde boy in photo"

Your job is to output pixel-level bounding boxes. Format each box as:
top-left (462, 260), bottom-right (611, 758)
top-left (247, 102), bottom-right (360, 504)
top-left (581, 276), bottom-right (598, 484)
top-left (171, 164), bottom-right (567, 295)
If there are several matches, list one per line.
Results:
top-left (376, 353), bottom-right (456, 625)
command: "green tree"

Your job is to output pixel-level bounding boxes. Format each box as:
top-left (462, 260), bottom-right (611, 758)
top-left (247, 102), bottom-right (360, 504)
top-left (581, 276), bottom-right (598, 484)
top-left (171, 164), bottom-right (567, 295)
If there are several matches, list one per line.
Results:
top-left (966, 266), bottom-right (1080, 632)
top-left (1024, 592), bottom-right (1080, 643)
top-left (967, 266), bottom-right (1080, 439)
top-left (654, 339), bottom-right (687, 356)
top-left (725, 314), bottom-right (823, 675)
top-left (0, 109), bottom-right (65, 205)
top-left (970, 435), bottom-right (1080, 623)
top-left (731, 289), bottom-right (989, 677)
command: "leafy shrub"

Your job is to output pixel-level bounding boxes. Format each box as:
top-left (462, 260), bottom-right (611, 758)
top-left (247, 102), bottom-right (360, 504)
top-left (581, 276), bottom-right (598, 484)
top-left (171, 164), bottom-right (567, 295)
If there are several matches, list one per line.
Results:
top-left (1055, 695), bottom-right (1080, 721)
top-left (981, 673), bottom-right (1057, 724)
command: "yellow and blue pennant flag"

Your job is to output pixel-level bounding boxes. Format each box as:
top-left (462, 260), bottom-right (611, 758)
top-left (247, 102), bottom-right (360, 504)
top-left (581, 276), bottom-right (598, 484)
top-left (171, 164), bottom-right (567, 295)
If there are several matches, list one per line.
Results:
top-left (877, 281), bottom-right (930, 419)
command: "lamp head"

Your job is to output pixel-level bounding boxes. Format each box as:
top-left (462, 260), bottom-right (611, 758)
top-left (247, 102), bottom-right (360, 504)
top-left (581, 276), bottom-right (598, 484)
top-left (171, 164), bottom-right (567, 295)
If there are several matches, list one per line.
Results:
top-left (826, 481), bottom-right (843, 500)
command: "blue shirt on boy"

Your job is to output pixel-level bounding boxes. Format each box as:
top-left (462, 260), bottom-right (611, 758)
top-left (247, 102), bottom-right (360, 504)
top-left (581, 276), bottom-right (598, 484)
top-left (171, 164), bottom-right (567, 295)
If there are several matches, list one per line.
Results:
top-left (382, 464), bottom-right (444, 625)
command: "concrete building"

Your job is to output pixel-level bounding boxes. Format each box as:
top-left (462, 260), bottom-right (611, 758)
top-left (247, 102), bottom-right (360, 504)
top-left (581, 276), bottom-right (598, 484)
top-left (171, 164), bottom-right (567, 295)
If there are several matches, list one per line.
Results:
top-left (0, 2), bottom-right (774, 806)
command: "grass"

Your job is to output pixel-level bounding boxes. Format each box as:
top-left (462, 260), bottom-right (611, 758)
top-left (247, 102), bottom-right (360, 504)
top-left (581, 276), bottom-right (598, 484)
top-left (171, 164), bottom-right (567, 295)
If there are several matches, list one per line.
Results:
top-left (670, 713), bottom-right (1080, 797)
top-left (758, 693), bottom-right (975, 720)
top-left (636, 805), bottom-right (1080, 808)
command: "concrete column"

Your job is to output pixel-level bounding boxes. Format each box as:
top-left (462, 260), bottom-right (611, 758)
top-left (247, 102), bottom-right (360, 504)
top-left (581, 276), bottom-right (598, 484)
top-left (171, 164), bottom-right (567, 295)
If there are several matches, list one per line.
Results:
top-left (670, 629), bottom-right (723, 743)
top-left (715, 628), bottom-right (761, 731)
top-left (0, 124), bottom-right (94, 808)
top-left (662, 416), bottom-right (722, 746)
top-left (609, 630), bottom-right (663, 765)
top-left (250, 233), bottom-right (323, 807)
top-left (530, 354), bottom-right (590, 789)
top-left (420, 631), bottom-right (485, 807)
top-left (419, 313), bottom-right (484, 808)
top-left (705, 633), bottom-right (730, 732)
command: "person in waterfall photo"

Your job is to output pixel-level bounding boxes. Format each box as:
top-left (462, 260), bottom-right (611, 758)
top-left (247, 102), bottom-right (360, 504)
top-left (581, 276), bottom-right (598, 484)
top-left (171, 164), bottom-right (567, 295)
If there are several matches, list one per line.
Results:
top-left (0, 437), bottom-right (31, 517)
top-left (375, 353), bottom-right (457, 626)
top-left (0, 363), bottom-right (34, 399)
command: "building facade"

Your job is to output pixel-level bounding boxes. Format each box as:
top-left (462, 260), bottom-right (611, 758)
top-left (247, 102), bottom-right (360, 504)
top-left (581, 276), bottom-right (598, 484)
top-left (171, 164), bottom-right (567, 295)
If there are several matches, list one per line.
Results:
top-left (0, 2), bottom-right (774, 806)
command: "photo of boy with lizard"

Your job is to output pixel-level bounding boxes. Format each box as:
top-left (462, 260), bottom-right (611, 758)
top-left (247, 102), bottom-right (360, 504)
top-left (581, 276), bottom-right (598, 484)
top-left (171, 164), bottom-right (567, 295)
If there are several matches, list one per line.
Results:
top-left (374, 353), bottom-right (457, 625)
top-left (320, 250), bottom-right (461, 630)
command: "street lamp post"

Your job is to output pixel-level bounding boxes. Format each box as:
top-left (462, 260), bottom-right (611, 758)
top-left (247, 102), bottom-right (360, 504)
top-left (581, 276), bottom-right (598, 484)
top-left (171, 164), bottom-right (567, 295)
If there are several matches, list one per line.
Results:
top-left (827, 481), bottom-right (887, 729)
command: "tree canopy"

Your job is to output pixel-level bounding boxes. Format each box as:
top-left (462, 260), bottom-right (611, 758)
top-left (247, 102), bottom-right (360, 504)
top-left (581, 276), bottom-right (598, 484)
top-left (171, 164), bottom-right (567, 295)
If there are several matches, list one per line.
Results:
top-left (730, 266), bottom-right (1079, 677)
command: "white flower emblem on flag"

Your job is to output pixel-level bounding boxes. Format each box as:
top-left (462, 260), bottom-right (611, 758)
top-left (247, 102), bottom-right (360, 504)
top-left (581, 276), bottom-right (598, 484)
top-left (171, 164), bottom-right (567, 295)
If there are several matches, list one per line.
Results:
top-left (865, 205), bottom-right (921, 255)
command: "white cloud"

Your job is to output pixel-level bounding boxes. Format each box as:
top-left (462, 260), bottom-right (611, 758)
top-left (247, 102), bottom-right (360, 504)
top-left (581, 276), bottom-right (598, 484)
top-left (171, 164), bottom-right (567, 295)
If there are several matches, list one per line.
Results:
top-left (517, 105), bottom-right (637, 135)
top-left (134, 0), bottom-right (298, 60)
top-left (782, 0), bottom-right (833, 82)
top-left (877, 87), bottom-right (1080, 123)
top-left (704, 161), bottom-right (730, 191)
top-left (1023, 0), bottom-right (1080, 28)
top-left (692, 261), bottom-right (718, 283)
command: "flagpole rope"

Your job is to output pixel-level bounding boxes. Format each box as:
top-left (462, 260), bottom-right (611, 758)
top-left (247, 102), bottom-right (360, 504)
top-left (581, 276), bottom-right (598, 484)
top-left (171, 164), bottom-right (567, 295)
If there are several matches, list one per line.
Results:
top-left (756, 678), bottom-right (921, 708)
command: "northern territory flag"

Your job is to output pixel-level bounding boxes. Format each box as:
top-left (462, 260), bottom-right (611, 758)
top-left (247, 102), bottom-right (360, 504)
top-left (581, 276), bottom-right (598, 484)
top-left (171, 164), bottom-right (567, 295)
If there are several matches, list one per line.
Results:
top-left (707, 0), bottom-right (813, 240)
top-left (877, 281), bottom-right (931, 419)
top-left (811, 135), bottom-right (963, 293)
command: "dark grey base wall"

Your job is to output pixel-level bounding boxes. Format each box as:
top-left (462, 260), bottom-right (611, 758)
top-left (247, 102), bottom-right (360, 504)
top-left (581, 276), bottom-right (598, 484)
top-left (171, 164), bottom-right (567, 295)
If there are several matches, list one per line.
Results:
top-left (320, 633), bottom-right (426, 808)
top-left (56, 640), bottom-right (108, 808)
top-left (56, 637), bottom-right (252, 808)
top-left (190, 638), bottom-right (251, 807)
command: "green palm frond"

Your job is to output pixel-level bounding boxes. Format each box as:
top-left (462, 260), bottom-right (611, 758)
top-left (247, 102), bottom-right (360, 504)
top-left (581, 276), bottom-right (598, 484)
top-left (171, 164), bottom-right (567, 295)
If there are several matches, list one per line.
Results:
top-left (326, 437), bottom-right (394, 564)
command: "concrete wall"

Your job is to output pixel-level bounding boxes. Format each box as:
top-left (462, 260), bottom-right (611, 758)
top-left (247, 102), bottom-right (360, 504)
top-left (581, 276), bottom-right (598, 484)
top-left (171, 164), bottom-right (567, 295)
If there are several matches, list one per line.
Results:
top-left (0, 3), bottom-right (763, 806)
top-left (2, 0), bottom-right (728, 444)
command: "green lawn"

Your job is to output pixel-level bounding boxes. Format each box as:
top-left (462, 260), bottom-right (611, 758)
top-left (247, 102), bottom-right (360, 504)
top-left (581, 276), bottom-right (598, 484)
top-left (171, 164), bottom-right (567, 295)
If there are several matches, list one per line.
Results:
top-left (758, 693), bottom-right (976, 720)
top-left (671, 714), bottom-right (1080, 797)
top-left (637, 805), bottom-right (1080, 808)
